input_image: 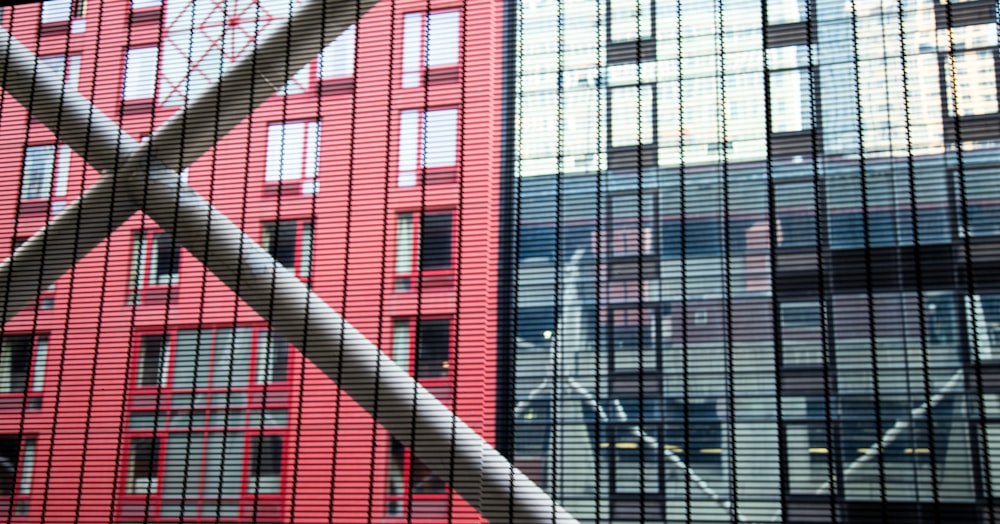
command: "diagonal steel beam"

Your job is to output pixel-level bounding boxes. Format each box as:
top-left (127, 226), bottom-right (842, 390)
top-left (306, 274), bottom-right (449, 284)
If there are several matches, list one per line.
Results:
top-left (0, 3), bottom-right (578, 522)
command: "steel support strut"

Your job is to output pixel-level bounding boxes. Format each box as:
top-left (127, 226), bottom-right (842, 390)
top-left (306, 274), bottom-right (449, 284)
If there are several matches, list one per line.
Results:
top-left (0, 2), bottom-right (578, 522)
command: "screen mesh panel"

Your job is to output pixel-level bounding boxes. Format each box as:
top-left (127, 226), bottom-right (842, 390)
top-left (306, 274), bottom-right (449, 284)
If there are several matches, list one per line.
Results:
top-left (0, 0), bottom-right (996, 522)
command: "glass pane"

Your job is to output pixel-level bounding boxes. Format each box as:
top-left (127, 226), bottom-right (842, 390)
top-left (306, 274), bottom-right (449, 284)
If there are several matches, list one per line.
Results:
top-left (395, 214), bottom-right (414, 274)
top-left (392, 320), bottom-right (411, 371)
top-left (203, 432), bottom-right (243, 498)
top-left (416, 319), bottom-right (450, 380)
top-left (249, 435), bottom-right (282, 494)
top-left (212, 328), bottom-right (251, 388)
top-left (163, 433), bottom-right (205, 498)
top-left (123, 47), bottom-right (159, 100)
top-left (0, 336), bottom-right (33, 393)
top-left (20, 145), bottom-right (56, 200)
top-left (398, 111), bottom-right (420, 186)
top-left (426, 11), bottom-right (460, 68)
top-left (128, 438), bottom-right (159, 494)
top-left (139, 335), bottom-right (167, 387)
top-left (423, 109), bottom-right (458, 168)
top-left (319, 24), bottom-right (355, 79)
top-left (419, 212), bottom-right (453, 270)
top-left (401, 12), bottom-right (423, 87)
top-left (256, 332), bottom-right (289, 384)
top-left (610, 84), bottom-right (655, 147)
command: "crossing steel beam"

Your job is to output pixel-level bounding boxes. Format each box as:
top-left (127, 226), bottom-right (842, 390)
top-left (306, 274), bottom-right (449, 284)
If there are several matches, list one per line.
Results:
top-left (0, 2), bottom-right (578, 522)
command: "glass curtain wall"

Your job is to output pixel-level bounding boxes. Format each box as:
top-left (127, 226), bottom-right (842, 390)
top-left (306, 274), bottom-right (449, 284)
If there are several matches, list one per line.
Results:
top-left (508, 0), bottom-right (999, 521)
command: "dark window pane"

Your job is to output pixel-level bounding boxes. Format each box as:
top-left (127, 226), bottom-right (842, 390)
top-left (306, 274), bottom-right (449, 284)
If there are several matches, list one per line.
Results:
top-left (129, 437), bottom-right (158, 493)
top-left (1, 336), bottom-right (33, 393)
top-left (416, 319), bottom-right (450, 380)
top-left (153, 233), bottom-right (180, 282)
top-left (266, 222), bottom-right (299, 270)
top-left (420, 212), bottom-right (452, 270)
top-left (0, 437), bottom-right (20, 497)
top-left (139, 335), bottom-right (166, 387)
top-left (409, 454), bottom-right (446, 494)
top-left (250, 435), bottom-right (282, 477)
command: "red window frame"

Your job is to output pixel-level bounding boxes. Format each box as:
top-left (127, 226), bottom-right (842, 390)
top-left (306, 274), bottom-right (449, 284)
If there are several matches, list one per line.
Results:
top-left (384, 438), bottom-right (449, 521)
top-left (129, 230), bottom-right (181, 306)
top-left (384, 309), bottom-right (454, 523)
top-left (393, 210), bottom-right (455, 291)
top-left (397, 107), bottom-right (460, 187)
top-left (261, 220), bottom-right (313, 280)
top-left (0, 436), bottom-right (36, 519)
top-left (130, 328), bottom-right (292, 392)
top-left (121, 328), bottom-right (292, 521)
top-left (401, 9), bottom-right (462, 88)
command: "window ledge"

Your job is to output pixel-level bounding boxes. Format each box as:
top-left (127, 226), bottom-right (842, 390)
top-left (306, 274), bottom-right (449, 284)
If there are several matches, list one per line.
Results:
top-left (131, 286), bottom-right (176, 307)
top-left (129, 7), bottom-right (162, 25)
top-left (263, 179), bottom-right (318, 197)
top-left (318, 77), bottom-right (355, 96)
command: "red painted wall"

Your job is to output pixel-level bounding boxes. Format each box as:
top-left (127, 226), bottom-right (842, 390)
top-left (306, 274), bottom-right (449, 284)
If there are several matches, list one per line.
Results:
top-left (0, 0), bottom-right (502, 522)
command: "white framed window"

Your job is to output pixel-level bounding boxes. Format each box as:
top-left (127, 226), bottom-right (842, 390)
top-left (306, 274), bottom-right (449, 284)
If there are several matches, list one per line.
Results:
top-left (402, 10), bottom-right (460, 88)
top-left (39, 54), bottom-right (81, 90)
top-left (255, 331), bottom-right (289, 385)
top-left (398, 109), bottom-right (458, 187)
top-left (20, 145), bottom-right (70, 201)
top-left (0, 335), bottom-right (46, 394)
top-left (262, 220), bottom-right (313, 279)
top-left (610, 84), bottom-right (656, 148)
top-left (131, 231), bottom-right (181, 291)
top-left (122, 47), bottom-right (159, 101)
top-left (318, 24), bottom-right (356, 79)
top-left (130, 0), bottom-right (162, 9)
top-left (41, 0), bottom-right (71, 23)
top-left (767, 46), bottom-right (813, 133)
top-left (265, 121), bottom-right (320, 182)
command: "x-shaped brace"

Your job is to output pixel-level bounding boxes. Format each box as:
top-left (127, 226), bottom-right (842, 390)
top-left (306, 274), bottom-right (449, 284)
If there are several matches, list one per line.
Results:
top-left (0, 1), bottom-right (576, 522)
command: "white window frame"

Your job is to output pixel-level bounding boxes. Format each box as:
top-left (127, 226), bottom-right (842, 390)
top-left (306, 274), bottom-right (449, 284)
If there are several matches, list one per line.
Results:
top-left (402, 10), bottom-right (460, 88)
top-left (398, 108), bottom-right (458, 187)
top-left (265, 121), bottom-right (320, 183)
top-left (131, 231), bottom-right (181, 290)
top-left (122, 47), bottom-right (159, 101)
top-left (20, 145), bottom-right (70, 201)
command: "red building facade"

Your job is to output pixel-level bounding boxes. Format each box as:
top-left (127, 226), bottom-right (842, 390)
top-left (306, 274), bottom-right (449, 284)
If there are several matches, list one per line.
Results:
top-left (0, 0), bottom-right (503, 522)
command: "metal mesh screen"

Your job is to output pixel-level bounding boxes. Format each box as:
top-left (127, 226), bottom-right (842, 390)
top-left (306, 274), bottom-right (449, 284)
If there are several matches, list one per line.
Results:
top-left (0, 0), bottom-right (997, 522)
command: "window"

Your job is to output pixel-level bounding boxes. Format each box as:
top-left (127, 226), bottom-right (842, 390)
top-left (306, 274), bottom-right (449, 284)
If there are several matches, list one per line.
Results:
top-left (137, 334), bottom-right (168, 388)
top-left (40, 0), bottom-right (85, 24)
top-left (779, 301), bottom-right (824, 368)
top-left (0, 437), bottom-right (35, 516)
top-left (248, 435), bottom-right (282, 494)
top-left (262, 220), bottom-right (313, 278)
top-left (0, 335), bottom-right (45, 394)
top-left (385, 438), bottom-right (447, 517)
top-left (398, 108), bottom-right (458, 186)
top-left (122, 47), bottom-right (158, 102)
top-left (130, 232), bottom-right (181, 300)
top-left (608, 0), bottom-right (652, 43)
top-left (392, 318), bottom-right (451, 383)
top-left (124, 328), bottom-right (289, 517)
top-left (130, 0), bottom-right (162, 9)
top-left (318, 24), bottom-right (356, 80)
top-left (766, 0), bottom-right (808, 25)
top-left (402, 10), bottom-right (460, 88)
top-left (610, 85), bottom-right (656, 149)
top-left (140, 328), bottom-right (286, 390)
top-left (39, 54), bottom-right (81, 91)
top-left (255, 331), bottom-right (289, 385)
top-left (767, 45), bottom-right (813, 134)
top-left (126, 437), bottom-right (159, 494)
top-left (941, 24), bottom-right (998, 117)
top-left (20, 145), bottom-right (69, 201)
top-left (394, 211), bottom-right (453, 290)
top-left (609, 85), bottom-right (657, 172)
top-left (265, 121), bottom-right (320, 185)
